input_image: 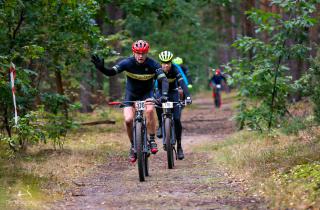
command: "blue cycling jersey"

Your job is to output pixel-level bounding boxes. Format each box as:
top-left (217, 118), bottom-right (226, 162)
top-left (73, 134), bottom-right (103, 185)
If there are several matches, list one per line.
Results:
top-left (113, 57), bottom-right (166, 95)
top-left (173, 64), bottom-right (189, 86)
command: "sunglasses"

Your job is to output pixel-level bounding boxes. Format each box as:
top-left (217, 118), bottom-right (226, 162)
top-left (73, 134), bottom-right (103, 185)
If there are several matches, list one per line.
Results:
top-left (161, 61), bottom-right (172, 64)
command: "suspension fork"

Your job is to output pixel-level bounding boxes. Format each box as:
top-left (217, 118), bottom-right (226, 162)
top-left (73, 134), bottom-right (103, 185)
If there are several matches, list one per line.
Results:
top-left (134, 111), bottom-right (146, 153)
top-left (161, 109), bottom-right (175, 145)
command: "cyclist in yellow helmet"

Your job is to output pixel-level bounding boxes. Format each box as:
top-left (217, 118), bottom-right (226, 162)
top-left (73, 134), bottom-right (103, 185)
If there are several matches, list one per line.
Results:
top-left (156, 51), bottom-right (192, 160)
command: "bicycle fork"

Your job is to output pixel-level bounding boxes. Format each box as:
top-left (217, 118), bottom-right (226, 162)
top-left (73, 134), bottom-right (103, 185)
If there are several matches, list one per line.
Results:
top-left (133, 118), bottom-right (149, 155)
top-left (161, 114), bottom-right (177, 152)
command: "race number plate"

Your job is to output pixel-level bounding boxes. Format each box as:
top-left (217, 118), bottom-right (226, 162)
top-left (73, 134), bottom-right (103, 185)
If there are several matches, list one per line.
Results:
top-left (216, 84), bottom-right (221, 89)
top-left (136, 101), bottom-right (145, 111)
top-left (162, 102), bottom-right (173, 109)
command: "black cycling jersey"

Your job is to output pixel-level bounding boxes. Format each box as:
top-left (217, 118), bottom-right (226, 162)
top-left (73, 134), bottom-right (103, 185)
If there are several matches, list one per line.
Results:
top-left (112, 56), bottom-right (167, 95)
top-left (210, 74), bottom-right (227, 85)
top-left (158, 64), bottom-right (190, 96)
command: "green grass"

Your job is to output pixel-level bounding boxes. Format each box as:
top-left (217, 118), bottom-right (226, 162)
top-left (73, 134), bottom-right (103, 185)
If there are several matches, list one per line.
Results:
top-left (267, 162), bottom-right (320, 208)
top-left (197, 128), bottom-right (320, 208)
top-left (281, 116), bottom-right (314, 135)
top-left (0, 150), bottom-right (54, 209)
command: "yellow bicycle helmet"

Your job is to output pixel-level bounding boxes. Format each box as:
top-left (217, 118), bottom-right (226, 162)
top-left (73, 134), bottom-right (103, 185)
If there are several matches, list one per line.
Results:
top-left (172, 57), bottom-right (183, 65)
top-left (159, 51), bottom-right (174, 63)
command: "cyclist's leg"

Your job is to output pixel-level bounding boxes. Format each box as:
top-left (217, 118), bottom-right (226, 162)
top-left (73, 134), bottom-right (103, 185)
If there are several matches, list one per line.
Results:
top-left (155, 90), bottom-right (163, 138)
top-left (123, 91), bottom-right (136, 162)
top-left (144, 90), bottom-right (158, 154)
top-left (144, 100), bottom-right (156, 135)
top-left (172, 92), bottom-right (184, 159)
top-left (174, 113), bottom-right (182, 144)
top-left (156, 108), bottom-right (163, 138)
top-left (171, 91), bottom-right (182, 141)
top-left (124, 107), bottom-right (135, 143)
top-left (123, 90), bottom-right (136, 143)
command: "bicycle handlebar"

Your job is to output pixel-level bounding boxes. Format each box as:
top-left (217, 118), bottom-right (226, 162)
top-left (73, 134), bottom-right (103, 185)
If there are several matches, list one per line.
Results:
top-left (108, 99), bottom-right (158, 107)
top-left (108, 98), bottom-right (189, 108)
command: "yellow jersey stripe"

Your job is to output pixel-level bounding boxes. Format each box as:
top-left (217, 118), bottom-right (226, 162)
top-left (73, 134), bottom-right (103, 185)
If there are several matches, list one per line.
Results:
top-left (125, 71), bottom-right (155, 81)
top-left (168, 78), bottom-right (177, 83)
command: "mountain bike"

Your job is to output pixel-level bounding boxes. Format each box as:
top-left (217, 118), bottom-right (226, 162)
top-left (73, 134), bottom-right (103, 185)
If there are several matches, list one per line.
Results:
top-left (155, 100), bottom-right (186, 169)
top-left (213, 84), bottom-right (222, 108)
top-left (109, 100), bottom-right (154, 182)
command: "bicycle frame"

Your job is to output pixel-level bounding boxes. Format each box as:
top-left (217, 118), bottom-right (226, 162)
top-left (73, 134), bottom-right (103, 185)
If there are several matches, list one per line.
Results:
top-left (133, 101), bottom-right (148, 155)
top-left (161, 102), bottom-right (176, 146)
top-left (109, 99), bottom-right (154, 181)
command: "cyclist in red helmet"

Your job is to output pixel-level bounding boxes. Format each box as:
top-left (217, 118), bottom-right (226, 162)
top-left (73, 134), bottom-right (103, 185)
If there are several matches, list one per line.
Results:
top-left (209, 68), bottom-right (227, 108)
top-left (91, 40), bottom-right (169, 163)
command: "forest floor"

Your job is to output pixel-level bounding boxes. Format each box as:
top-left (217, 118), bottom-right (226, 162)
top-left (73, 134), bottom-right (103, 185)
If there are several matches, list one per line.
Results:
top-left (47, 92), bottom-right (267, 209)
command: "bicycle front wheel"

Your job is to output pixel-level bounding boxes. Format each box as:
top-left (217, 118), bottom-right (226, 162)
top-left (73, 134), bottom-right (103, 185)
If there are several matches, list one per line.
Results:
top-left (135, 121), bottom-right (145, 182)
top-left (164, 118), bottom-right (174, 169)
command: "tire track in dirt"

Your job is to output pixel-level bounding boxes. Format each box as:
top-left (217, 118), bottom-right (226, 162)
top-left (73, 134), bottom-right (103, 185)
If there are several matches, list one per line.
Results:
top-left (50, 94), bottom-right (266, 210)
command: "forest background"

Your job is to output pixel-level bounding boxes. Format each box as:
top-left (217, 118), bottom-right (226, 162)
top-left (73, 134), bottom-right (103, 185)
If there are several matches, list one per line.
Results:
top-left (0, 0), bottom-right (320, 207)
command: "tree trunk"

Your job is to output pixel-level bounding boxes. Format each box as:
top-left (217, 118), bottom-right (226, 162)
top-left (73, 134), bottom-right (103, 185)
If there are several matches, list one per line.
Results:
top-left (96, 2), bottom-right (123, 101)
top-left (309, 4), bottom-right (320, 58)
top-left (95, 10), bottom-right (105, 92)
top-left (55, 69), bottom-right (68, 118)
top-left (80, 68), bottom-right (93, 113)
top-left (216, 5), bottom-right (229, 65)
top-left (106, 3), bottom-right (123, 100)
top-left (241, 0), bottom-right (255, 59)
top-left (241, 0), bottom-right (255, 38)
top-left (230, 4), bottom-right (238, 59)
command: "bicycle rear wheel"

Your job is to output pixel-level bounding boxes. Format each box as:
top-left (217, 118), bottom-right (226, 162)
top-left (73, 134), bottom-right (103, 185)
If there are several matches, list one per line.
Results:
top-left (164, 118), bottom-right (174, 169)
top-left (135, 122), bottom-right (145, 182)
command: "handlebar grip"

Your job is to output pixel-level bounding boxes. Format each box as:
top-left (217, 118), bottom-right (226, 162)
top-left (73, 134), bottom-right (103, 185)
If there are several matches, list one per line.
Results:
top-left (108, 101), bottom-right (122, 105)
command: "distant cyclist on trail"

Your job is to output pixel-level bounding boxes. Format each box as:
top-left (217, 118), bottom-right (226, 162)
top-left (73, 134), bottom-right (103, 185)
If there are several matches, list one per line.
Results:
top-left (209, 68), bottom-right (227, 108)
top-left (91, 40), bottom-right (169, 163)
top-left (155, 50), bottom-right (192, 160)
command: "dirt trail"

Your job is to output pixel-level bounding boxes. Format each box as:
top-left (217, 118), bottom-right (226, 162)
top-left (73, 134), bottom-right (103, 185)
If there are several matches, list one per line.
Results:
top-left (51, 94), bottom-right (265, 210)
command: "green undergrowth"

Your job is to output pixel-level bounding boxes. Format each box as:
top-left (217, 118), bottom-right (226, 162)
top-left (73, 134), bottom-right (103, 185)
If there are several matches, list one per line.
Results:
top-left (281, 116), bottom-right (314, 135)
top-left (267, 162), bottom-right (320, 208)
top-left (197, 128), bottom-right (320, 208)
top-left (0, 106), bottom-right (127, 209)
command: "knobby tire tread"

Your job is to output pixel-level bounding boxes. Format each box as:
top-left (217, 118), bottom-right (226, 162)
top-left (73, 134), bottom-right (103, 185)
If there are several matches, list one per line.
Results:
top-left (135, 122), bottom-right (145, 182)
top-left (165, 118), bottom-right (174, 169)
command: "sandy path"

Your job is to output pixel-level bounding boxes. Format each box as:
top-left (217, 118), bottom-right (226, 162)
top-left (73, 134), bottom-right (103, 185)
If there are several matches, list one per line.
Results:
top-left (50, 94), bottom-right (265, 210)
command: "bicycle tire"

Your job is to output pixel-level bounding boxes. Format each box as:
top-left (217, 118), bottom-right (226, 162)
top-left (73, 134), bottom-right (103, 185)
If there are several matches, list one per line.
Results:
top-left (164, 118), bottom-right (174, 169)
top-left (144, 124), bottom-right (149, 177)
top-left (135, 121), bottom-right (145, 182)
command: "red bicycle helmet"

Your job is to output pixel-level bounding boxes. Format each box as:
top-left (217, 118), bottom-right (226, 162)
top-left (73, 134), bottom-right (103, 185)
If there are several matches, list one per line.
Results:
top-left (215, 69), bottom-right (221, 75)
top-left (132, 40), bottom-right (149, 54)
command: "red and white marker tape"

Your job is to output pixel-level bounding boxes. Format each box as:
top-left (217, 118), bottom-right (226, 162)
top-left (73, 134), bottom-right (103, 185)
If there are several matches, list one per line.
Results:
top-left (9, 62), bottom-right (18, 125)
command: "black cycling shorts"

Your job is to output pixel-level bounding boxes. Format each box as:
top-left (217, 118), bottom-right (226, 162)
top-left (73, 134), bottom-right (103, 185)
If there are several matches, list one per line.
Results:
top-left (123, 89), bottom-right (153, 107)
